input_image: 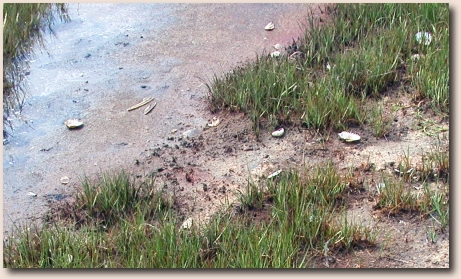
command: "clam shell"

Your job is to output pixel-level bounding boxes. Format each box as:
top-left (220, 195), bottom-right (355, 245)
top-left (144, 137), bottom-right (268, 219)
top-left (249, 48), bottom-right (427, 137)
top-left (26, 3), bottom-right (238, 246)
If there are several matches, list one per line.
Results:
top-left (64, 119), bottom-right (83, 129)
top-left (265, 22), bottom-right (275, 31)
top-left (272, 128), bottom-right (284, 137)
top-left (208, 117), bottom-right (220, 127)
top-left (338, 131), bottom-right (360, 142)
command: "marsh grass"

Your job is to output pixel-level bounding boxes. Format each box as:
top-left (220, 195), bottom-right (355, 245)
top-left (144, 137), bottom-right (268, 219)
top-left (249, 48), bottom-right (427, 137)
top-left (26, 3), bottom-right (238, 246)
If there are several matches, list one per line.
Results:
top-left (207, 3), bottom-right (448, 137)
top-left (4, 164), bottom-right (375, 268)
top-left (373, 141), bottom-right (449, 233)
top-left (368, 103), bottom-right (394, 138)
top-left (76, 171), bottom-right (175, 229)
top-left (3, 3), bottom-right (69, 136)
top-left (4, 146), bottom-right (449, 268)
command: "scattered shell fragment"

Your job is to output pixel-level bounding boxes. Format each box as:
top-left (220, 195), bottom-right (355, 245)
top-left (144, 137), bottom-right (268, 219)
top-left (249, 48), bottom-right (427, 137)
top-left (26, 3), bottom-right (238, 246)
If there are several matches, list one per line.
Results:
top-left (394, 168), bottom-right (403, 175)
top-left (143, 104), bottom-right (152, 114)
top-left (127, 97), bottom-right (154, 111)
top-left (181, 217), bottom-right (193, 230)
top-left (208, 117), bottom-right (220, 127)
top-left (143, 102), bottom-right (157, 115)
top-left (273, 43), bottom-right (283, 50)
top-left (272, 128), bottom-right (285, 137)
top-left (64, 119), bottom-right (84, 129)
top-left (267, 169), bottom-right (282, 179)
top-left (289, 51), bottom-right (304, 60)
top-left (270, 51), bottom-right (281, 58)
top-left (411, 54), bottom-right (425, 60)
top-left (183, 128), bottom-right (201, 138)
top-left (338, 131), bottom-right (360, 142)
top-left (28, 192), bottom-right (37, 197)
top-left (415, 31), bottom-right (432, 45)
top-left (264, 22), bottom-right (275, 31)
top-left (60, 176), bottom-right (70, 184)
top-left (326, 62), bottom-right (331, 71)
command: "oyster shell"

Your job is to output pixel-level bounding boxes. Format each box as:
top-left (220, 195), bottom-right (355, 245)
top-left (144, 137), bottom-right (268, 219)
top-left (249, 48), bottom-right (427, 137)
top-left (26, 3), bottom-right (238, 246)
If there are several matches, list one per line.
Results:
top-left (272, 128), bottom-right (284, 137)
top-left (265, 22), bottom-right (275, 31)
top-left (338, 131), bottom-right (360, 142)
top-left (64, 119), bottom-right (84, 129)
top-left (208, 117), bottom-right (220, 127)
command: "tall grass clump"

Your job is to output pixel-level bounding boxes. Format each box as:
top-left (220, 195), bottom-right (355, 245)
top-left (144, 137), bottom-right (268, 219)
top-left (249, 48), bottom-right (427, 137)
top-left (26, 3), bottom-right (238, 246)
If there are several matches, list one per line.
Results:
top-left (208, 55), bottom-right (308, 135)
top-left (231, 162), bottom-right (376, 263)
top-left (408, 4), bottom-right (449, 113)
top-left (76, 170), bottom-right (174, 229)
top-left (3, 3), bottom-right (69, 136)
top-left (207, 3), bottom-right (449, 136)
top-left (373, 141), bottom-right (449, 232)
top-left (3, 170), bottom-right (181, 268)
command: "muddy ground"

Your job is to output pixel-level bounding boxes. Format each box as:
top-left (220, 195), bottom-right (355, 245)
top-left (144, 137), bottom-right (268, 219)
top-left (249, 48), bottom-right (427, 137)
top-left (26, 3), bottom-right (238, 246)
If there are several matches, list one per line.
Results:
top-left (2, 3), bottom-right (449, 268)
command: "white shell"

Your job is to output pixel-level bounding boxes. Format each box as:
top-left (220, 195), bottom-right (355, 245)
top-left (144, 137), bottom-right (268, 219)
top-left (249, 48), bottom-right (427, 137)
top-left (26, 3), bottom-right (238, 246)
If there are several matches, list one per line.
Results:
top-left (272, 128), bottom-right (284, 137)
top-left (265, 22), bottom-right (275, 31)
top-left (28, 192), bottom-right (37, 197)
top-left (208, 117), bottom-right (220, 127)
top-left (273, 43), bottom-right (283, 50)
top-left (415, 31), bottom-right (432, 45)
top-left (270, 51), bottom-right (281, 58)
top-left (411, 54), bottom-right (425, 60)
top-left (60, 176), bottom-right (70, 184)
top-left (267, 169), bottom-right (282, 179)
top-left (182, 128), bottom-right (200, 138)
top-left (143, 102), bottom-right (157, 115)
top-left (181, 217), bottom-right (193, 230)
top-left (338, 131), bottom-right (360, 142)
top-left (64, 119), bottom-right (83, 129)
